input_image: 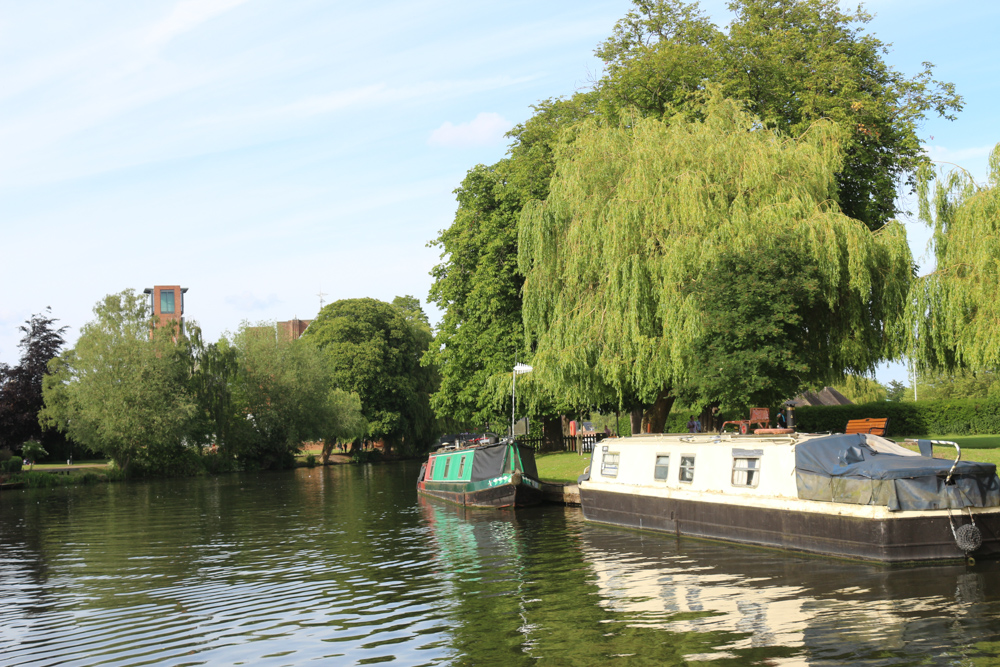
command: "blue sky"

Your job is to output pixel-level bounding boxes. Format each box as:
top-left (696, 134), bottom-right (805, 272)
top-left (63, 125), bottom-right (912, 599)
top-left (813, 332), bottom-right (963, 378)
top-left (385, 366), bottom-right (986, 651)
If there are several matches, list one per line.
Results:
top-left (2, 0), bottom-right (998, 388)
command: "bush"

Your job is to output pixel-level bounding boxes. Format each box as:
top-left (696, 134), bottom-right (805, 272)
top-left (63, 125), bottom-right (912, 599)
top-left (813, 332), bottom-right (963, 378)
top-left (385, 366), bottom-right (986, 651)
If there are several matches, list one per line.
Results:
top-left (305, 454), bottom-right (317, 467)
top-left (2, 456), bottom-right (23, 473)
top-left (794, 398), bottom-right (1000, 436)
top-left (350, 449), bottom-right (383, 464)
top-left (201, 451), bottom-right (238, 475)
top-left (19, 471), bottom-right (68, 488)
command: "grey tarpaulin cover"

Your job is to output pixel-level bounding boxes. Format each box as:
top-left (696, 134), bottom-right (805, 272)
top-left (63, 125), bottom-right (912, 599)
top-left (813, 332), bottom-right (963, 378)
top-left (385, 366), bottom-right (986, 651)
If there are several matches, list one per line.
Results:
top-left (470, 443), bottom-right (509, 482)
top-left (517, 445), bottom-right (539, 480)
top-left (795, 433), bottom-right (1000, 511)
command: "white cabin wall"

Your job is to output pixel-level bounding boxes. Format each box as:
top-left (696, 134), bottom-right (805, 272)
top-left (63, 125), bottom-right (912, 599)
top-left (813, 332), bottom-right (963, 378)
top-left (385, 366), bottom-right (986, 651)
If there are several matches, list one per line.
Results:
top-left (589, 435), bottom-right (803, 499)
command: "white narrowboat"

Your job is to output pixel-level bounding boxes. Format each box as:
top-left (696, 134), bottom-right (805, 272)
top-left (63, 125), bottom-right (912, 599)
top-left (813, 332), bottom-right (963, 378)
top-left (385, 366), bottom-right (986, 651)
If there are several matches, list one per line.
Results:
top-left (579, 432), bottom-right (1000, 562)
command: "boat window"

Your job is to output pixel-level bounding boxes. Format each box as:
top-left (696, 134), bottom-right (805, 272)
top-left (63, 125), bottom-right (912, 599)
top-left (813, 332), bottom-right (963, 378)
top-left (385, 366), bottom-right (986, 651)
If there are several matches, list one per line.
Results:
top-left (654, 454), bottom-right (670, 481)
top-left (443, 457), bottom-right (451, 478)
top-left (458, 456), bottom-right (466, 478)
top-left (601, 452), bottom-right (620, 477)
top-left (679, 455), bottom-right (695, 483)
top-left (732, 457), bottom-right (760, 487)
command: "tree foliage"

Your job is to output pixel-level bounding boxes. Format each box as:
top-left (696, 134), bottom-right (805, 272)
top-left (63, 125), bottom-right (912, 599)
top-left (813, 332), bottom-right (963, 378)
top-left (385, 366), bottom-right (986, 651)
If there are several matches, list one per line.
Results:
top-left (519, 96), bottom-right (913, 411)
top-left (425, 97), bottom-right (595, 430)
top-left (595, 0), bottom-right (962, 229)
top-left (426, 164), bottom-right (527, 426)
top-left (910, 368), bottom-right (1000, 402)
top-left (679, 250), bottom-right (827, 410)
top-left (428, 0), bottom-right (953, 426)
top-left (218, 324), bottom-right (338, 468)
top-left (306, 297), bottom-right (437, 452)
top-left (831, 374), bottom-right (888, 404)
top-left (40, 291), bottom-right (196, 474)
top-left (913, 144), bottom-right (1000, 372)
top-left (0, 309), bottom-right (67, 452)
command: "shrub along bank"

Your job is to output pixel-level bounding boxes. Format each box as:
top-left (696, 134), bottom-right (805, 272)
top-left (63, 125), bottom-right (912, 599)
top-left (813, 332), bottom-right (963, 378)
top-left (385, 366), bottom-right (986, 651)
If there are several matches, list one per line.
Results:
top-left (794, 399), bottom-right (1000, 437)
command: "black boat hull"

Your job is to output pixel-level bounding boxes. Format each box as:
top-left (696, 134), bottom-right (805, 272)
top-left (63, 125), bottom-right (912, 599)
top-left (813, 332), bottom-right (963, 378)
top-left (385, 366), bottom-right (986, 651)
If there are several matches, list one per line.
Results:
top-left (581, 487), bottom-right (1000, 562)
top-left (418, 476), bottom-right (544, 508)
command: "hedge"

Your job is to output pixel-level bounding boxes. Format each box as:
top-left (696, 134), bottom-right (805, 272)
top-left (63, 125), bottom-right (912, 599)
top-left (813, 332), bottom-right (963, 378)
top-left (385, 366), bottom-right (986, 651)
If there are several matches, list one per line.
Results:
top-left (794, 398), bottom-right (1000, 437)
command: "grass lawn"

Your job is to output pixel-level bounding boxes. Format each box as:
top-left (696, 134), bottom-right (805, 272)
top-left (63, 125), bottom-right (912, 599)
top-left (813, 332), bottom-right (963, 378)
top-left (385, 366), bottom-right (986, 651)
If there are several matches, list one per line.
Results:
top-left (535, 451), bottom-right (592, 484)
top-left (31, 460), bottom-right (109, 471)
top-left (896, 434), bottom-right (1000, 466)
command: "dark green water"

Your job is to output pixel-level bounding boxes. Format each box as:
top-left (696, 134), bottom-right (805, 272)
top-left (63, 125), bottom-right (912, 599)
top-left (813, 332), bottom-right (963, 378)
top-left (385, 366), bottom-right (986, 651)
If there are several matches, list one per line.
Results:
top-left (4, 462), bottom-right (1000, 666)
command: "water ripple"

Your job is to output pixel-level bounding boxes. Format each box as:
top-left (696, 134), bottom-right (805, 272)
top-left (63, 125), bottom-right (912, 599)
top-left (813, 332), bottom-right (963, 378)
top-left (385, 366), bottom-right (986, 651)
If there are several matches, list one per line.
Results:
top-left (5, 464), bottom-right (1000, 665)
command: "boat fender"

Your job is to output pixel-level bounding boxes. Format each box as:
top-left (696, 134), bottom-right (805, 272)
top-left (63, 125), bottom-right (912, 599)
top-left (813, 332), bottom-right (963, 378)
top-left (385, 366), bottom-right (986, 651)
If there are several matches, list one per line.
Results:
top-left (577, 465), bottom-right (591, 484)
top-left (512, 471), bottom-right (522, 485)
top-left (956, 524), bottom-right (983, 553)
top-left (948, 504), bottom-right (983, 553)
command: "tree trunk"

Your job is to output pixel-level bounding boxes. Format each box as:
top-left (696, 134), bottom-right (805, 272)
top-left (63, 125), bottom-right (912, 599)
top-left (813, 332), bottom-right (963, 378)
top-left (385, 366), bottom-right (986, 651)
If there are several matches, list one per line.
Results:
top-left (321, 440), bottom-right (333, 465)
top-left (629, 410), bottom-right (643, 435)
top-left (700, 402), bottom-right (721, 433)
top-left (641, 390), bottom-right (675, 434)
top-left (542, 416), bottom-right (563, 452)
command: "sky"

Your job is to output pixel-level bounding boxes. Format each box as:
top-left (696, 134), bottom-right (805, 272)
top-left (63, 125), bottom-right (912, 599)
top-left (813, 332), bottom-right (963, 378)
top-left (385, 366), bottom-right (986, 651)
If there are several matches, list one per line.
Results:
top-left (2, 0), bottom-right (998, 388)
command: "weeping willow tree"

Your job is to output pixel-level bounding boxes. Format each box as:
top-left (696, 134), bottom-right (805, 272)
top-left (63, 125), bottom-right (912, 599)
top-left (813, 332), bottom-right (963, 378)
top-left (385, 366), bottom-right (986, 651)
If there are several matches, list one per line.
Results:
top-left (518, 95), bottom-right (914, 427)
top-left (914, 145), bottom-right (1000, 372)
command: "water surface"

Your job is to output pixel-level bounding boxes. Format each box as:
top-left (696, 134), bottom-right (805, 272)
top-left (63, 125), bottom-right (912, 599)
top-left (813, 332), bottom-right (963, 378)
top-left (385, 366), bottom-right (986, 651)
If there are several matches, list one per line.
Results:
top-left (3, 462), bottom-right (1000, 665)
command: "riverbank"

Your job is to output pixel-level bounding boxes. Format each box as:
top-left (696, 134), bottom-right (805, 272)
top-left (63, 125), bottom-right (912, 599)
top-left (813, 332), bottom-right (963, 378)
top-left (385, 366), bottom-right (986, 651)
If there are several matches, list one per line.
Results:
top-left (8, 432), bottom-right (994, 492)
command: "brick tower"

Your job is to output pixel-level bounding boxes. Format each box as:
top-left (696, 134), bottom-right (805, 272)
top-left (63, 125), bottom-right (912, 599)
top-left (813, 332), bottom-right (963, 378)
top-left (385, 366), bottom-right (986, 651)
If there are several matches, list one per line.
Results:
top-left (143, 285), bottom-right (188, 334)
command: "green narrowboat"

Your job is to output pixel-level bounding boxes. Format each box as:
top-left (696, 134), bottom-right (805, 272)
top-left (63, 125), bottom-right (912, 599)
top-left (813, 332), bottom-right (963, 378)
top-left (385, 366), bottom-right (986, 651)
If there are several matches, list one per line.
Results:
top-left (417, 440), bottom-right (544, 508)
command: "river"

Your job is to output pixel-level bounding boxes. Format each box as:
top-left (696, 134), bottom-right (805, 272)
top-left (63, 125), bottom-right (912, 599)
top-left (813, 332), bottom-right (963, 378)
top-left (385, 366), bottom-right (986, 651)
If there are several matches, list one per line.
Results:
top-left (3, 462), bottom-right (1000, 666)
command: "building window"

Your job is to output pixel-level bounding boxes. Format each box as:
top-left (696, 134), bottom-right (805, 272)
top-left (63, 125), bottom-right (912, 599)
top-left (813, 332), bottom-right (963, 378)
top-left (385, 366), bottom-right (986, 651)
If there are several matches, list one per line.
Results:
top-left (160, 290), bottom-right (175, 314)
top-left (601, 452), bottom-right (620, 477)
top-left (654, 454), bottom-right (670, 481)
top-left (679, 455), bottom-right (695, 483)
top-left (443, 458), bottom-right (451, 478)
top-left (732, 457), bottom-right (760, 487)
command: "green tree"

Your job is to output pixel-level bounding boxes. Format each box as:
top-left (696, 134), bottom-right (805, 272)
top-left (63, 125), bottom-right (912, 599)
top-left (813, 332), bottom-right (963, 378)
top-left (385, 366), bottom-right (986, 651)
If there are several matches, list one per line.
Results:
top-left (426, 163), bottom-right (526, 428)
top-left (886, 379), bottom-right (906, 402)
top-left (305, 298), bottom-right (436, 453)
top-left (909, 368), bottom-right (1000, 401)
top-left (188, 333), bottom-right (241, 456)
top-left (595, 0), bottom-right (962, 229)
top-left (20, 440), bottom-right (47, 469)
top-left (519, 97), bottom-right (913, 425)
top-left (831, 374), bottom-right (888, 404)
top-left (914, 145), bottom-right (1000, 373)
top-left (425, 98), bottom-right (595, 442)
top-left (224, 324), bottom-right (333, 469)
top-left (40, 290), bottom-right (196, 475)
top-left (320, 388), bottom-right (366, 463)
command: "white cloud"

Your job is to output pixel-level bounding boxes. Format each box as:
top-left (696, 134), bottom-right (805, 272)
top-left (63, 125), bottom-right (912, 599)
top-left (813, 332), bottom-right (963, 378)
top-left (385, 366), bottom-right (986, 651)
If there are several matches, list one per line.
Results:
top-left (146, 0), bottom-right (251, 48)
top-left (428, 112), bottom-right (513, 148)
top-left (224, 291), bottom-right (282, 312)
top-left (923, 144), bottom-right (996, 184)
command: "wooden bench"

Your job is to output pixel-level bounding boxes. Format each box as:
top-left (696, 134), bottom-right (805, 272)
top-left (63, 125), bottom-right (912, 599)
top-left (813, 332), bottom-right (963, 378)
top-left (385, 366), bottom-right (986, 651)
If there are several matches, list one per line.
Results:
top-left (845, 418), bottom-right (890, 437)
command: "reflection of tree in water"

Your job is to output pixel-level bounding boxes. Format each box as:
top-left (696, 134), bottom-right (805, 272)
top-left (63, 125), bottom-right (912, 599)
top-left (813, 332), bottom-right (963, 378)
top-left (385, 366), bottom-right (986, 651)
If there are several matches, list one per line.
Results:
top-left (421, 499), bottom-right (778, 665)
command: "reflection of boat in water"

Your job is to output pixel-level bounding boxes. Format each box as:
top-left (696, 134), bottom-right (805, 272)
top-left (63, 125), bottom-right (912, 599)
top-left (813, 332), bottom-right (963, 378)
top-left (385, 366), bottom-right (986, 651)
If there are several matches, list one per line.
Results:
top-left (417, 438), bottom-right (543, 508)
top-left (577, 525), bottom-right (993, 663)
top-left (579, 432), bottom-right (1000, 562)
